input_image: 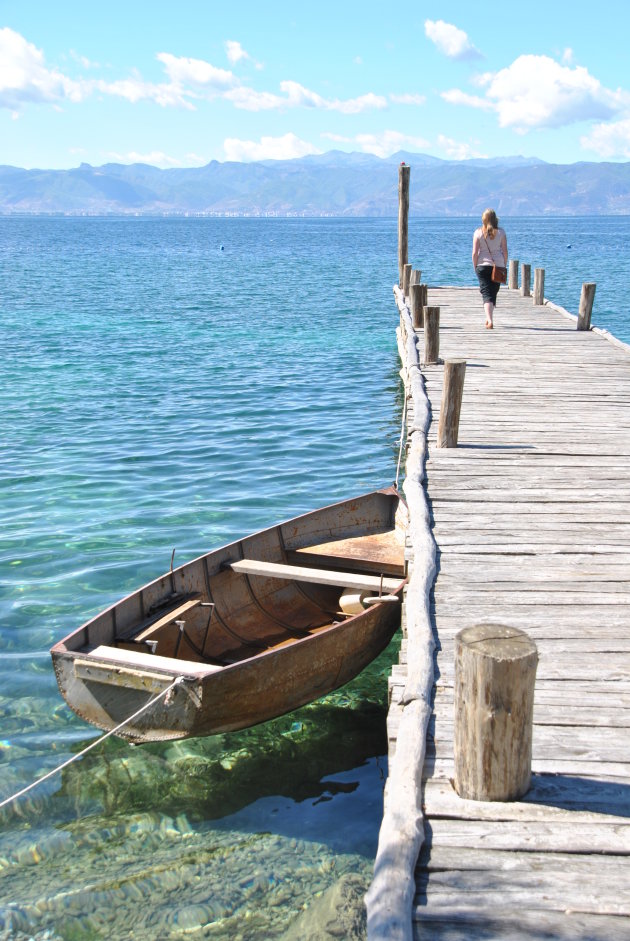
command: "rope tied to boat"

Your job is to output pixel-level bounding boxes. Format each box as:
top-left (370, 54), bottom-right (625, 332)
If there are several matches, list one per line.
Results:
top-left (0, 675), bottom-right (185, 812)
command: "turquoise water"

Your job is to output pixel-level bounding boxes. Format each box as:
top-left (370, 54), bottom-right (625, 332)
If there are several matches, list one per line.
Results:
top-left (0, 215), bottom-right (628, 940)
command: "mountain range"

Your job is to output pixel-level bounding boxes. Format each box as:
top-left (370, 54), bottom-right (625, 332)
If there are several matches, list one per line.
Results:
top-left (1, 150), bottom-right (630, 216)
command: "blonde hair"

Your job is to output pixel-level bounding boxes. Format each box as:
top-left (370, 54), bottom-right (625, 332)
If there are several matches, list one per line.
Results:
top-left (482, 208), bottom-right (499, 239)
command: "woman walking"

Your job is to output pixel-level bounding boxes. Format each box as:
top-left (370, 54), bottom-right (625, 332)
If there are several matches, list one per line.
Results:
top-left (472, 209), bottom-right (508, 329)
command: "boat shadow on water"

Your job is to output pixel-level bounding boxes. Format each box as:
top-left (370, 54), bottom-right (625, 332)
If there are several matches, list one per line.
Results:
top-left (56, 687), bottom-right (391, 830)
top-left (0, 636), bottom-right (398, 940)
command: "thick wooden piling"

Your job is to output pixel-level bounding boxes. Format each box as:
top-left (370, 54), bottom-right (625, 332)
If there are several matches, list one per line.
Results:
top-left (411, 283), bottom-right (427, 330)
top-left (398, 164), bottom-right (410, 287)
top-left (424, 307), bottom-right (440, 363)
top-left (437, 359), bottom-right (466, 448)
top-left (521, 263), bottom-right (531, 297)
top-left (454, 624), bottom-right (538, 802)
top-left (410, 269), bottom-right (421, 290)
top-left (508, 259), bottom-right (519, 290)
top-left (533, 268), bottom-right (545, 305)
top-left (577, 282), bottom-right (596, 331)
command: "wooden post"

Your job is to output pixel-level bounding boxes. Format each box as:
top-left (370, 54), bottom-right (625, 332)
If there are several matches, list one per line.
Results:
top-left (437, 360), bottom-right (466, 448)
top-left (398, 164), bottom-right (410, 287)
top-left (410, 283), bottom-right (427, 330)
top-left (521, 264), bottom-right (531, 297)
top-left (424, 306), bottom-right (440, 364)
top-left (402, 263), bottom-right (412, 298)
top-left (409, 268), bottom-right (421, 290)
top-left (577, 282), bottom-right (596, 331)
top-left (508, 259), bottom-right (519, 290)
top-left (454, 624), bottom-right (538, 802)
top-left (533, 268), bottom-right (545, 305)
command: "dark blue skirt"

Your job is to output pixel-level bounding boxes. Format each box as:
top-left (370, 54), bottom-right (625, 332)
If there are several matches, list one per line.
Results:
top-left (476, 265), bottom-right (500, 305)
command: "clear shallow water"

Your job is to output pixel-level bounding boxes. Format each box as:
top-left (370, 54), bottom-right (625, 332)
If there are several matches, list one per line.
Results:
top-left (0, 215), bottom-right (628, 940)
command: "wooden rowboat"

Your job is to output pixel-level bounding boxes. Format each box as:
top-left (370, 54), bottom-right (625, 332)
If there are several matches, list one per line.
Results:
top-left (51, 487), bottom-right (407, 742)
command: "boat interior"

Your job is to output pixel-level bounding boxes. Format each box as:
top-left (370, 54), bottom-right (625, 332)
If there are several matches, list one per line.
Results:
top-left (56, 492), bottom-right (408, 672)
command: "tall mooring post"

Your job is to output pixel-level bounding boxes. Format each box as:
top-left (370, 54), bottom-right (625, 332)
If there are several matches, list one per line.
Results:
top-left (577, 283), bottom-right (596, 331)
top-left (437, 360), bottom-right (466, 448)
top-left (398, 163), bottom-right (410, 287)
top-left (411, 283), bottom-right (427, 330)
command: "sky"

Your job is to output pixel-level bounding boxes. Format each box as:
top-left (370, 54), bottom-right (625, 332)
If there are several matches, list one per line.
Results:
top-left (2, 0), bottom-right (630, 169)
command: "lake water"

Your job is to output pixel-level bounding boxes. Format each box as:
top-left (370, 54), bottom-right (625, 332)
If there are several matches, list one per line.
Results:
top-left (0, 215), bottom-right (628, 940)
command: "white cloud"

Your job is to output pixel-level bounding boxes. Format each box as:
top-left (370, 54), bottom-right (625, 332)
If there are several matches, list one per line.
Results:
top-left (389, 93), bottom-right (426, 105)
top-left (223, 86), bottom-right (284, 110)
top-left (107, 150), bottom-right (187, 167)
top-left (223, 40), bottom-right (263, 70)
top-left (340, 130), bottom-right (430, 158)
top-left (156, 52), bottom-right (235, 89)
top-left (97, 75), bottom-right (195, 110)
top-left (441, 88), bottom-right (492, 110)
top-left (482, 55), bottom-right (623, 131)
top-left (69, 50), bottom-right (99, 70)
top-left (0, 27), bottom-right (87, 110)
top-left (224, 41), bottom-right (249, 65)
top-left (437, 135), bottom-right (487, 160)
top-left (424, 20), bottom-right (481, 61)
top-left (442, 55), bottom-right (628, 134)
top-left (185, 152), bottom-right (210, 165)
top-left (224, 80), bottom-right (386, 113)
top-left (279, 80), bottom-right (326, 108)
top-left (279, 81), bottom-right (386, 113)
top-left (581, 119), bottom-right (630, 158)
top-left (223, 133), bottom-right (321, 162)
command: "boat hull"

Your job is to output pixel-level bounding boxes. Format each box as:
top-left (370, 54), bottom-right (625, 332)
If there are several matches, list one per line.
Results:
top-left (51, 488), bottom-right (406, 742)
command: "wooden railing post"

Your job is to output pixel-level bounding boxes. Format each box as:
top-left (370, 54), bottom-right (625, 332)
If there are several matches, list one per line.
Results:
top-left (409, 268), bottom-right (421, 290)
top-left (508, 259), bottom-right (519, 290)
top-left (577, 283), bottom-right (596, 331)
top-left (402, 263), bottom-right (412, 298)
top-left (521, 264), bottom-right (531, 297)
top-left (533, 268), bottom-right (545, 305)
top-left (424, 306), bottom-right (440, 363)
top-left (410, 283), bottom-right (427, 330)
top-left (454, 624), bottom-right (538, 801)
top-left (398, 164), bottom-right (410, 287)
top-left (437, 360), bottom-right (466, 448)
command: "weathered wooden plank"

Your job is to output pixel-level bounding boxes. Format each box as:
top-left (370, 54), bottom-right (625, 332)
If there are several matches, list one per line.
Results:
top-left (415, 873), bottom-right (630, 916)
top-left (417, 844), bottom-right (630, 874)
top-left (424, 817), bottom-right (630, 853)
top-left (422, 776), bottom-right (630, 820)
top-left (428, 724), bottom-right (630, 764)
top-left (415, 880), bottom-right (630, 916)
top-left (412, 909), bottom-right (630, 941)
top-left (423, 755), bottom-right (630, 779)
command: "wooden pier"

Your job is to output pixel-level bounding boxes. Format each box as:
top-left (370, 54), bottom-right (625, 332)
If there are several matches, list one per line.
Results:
top-left (367, 282), bottom-right (630, 940)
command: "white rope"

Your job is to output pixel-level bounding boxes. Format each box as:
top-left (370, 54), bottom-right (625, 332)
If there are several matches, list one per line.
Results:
top-left (0, 675), bottom-right (185, 811)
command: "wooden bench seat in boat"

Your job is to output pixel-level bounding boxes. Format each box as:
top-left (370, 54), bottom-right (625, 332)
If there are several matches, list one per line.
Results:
top-left (73, 644), bottom-right (217, 693)
top-left (230, 559), bottom-right (401, 592)
top-left (116, 594), bottom-right (202, 645)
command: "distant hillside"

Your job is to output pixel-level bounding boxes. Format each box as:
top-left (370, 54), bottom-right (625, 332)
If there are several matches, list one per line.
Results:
top-left (1, 151), bottom-right (629, 216)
